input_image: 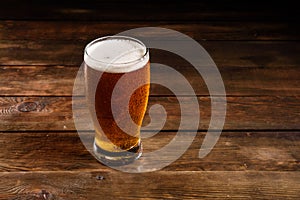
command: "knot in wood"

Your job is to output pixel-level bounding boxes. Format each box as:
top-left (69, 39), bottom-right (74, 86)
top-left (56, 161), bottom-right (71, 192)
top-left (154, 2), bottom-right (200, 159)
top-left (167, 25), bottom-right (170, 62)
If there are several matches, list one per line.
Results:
top-left (17, 101), bottom-right (37, 112)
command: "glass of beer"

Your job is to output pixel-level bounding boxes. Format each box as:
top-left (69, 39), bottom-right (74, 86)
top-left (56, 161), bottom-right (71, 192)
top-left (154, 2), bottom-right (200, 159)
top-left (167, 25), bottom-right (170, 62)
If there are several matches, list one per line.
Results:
top-left (84, 36), bottom-right (150, 165)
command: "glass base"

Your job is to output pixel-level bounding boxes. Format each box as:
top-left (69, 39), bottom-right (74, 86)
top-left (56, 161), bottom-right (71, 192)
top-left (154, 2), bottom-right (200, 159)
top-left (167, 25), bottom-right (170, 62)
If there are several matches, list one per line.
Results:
top-left (93, 141), bottom-right (142, 166)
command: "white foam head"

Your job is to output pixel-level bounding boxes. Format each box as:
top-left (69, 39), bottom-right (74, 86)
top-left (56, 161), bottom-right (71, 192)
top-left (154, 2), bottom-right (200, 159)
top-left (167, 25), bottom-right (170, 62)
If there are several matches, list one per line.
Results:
top-left (84, 36), bottom-right (149, 73)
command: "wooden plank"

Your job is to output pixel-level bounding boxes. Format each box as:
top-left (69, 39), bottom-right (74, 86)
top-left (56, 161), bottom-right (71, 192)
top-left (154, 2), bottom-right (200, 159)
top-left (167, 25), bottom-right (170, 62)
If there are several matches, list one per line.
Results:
top-left (0, 171), bottom-right (299, 199)
top-left (0, 66), bottom-right (78, 96)
top-left (1, 65), bottom-right (299, 96)
top-left (0, 0), bottom-right (298, 21)
top-left (0, 96), bottom-right (299, 131)
top-left (1, 21), bottom-right (299, 41)
top-left (0, 41), bottom-right (299, 67)
top-left (0, 132), bottom-right (298, 172)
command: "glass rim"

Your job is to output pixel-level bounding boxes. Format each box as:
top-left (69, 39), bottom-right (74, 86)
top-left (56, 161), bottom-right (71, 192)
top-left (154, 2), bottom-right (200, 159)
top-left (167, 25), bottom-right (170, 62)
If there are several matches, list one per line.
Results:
top-left (84, 35), bottom-right (149, 66)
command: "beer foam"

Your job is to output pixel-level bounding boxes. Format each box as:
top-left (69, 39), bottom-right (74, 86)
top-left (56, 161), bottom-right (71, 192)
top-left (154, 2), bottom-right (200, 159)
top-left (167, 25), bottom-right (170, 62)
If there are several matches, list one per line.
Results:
top-left (84, 37), bottom-right (149, 73)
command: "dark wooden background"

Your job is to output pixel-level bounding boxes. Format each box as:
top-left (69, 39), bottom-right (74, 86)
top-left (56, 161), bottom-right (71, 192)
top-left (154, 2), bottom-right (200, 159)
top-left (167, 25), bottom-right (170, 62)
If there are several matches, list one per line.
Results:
top-left (0, 0), bottom-right (299, 199)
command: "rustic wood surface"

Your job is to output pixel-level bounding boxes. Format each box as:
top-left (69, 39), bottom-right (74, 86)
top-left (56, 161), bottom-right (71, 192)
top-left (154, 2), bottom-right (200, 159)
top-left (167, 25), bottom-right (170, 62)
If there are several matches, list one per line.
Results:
top-left (0, 96), bottom-right (300, 131)
top-left (1, 21), bottom-right (299, 41)
top-left (0, 65), bottom-right (299, 96)
top-left (1, 41), bottom-right (299, 66)
top-left (0, 171), bottom-right (299, 199)
top-left (0, 132), bottom-right (299, 172)
top-left (0, 1), bottom-right (299, 199)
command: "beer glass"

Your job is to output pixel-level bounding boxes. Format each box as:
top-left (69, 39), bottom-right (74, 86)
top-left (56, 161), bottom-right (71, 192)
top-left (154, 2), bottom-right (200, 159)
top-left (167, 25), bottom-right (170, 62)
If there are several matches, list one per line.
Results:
top-left (84, 36), bottom-right (150, 165)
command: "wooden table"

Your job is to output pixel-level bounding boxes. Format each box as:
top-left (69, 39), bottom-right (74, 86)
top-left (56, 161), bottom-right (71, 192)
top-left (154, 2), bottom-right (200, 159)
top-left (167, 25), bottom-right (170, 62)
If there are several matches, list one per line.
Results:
top-left (0, 1), bottom-right (299, 199)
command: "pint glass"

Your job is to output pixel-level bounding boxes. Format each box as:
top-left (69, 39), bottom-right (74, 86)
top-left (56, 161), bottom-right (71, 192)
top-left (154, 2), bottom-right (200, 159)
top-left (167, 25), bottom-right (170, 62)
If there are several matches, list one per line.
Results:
top-left (84, 36), bottom-right (150, 165)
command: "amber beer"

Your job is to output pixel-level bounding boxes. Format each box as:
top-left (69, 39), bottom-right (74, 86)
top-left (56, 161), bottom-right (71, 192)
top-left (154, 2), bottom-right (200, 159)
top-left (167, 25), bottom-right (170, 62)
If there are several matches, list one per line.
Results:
top-left (84, 36), bottom-right (150, 164)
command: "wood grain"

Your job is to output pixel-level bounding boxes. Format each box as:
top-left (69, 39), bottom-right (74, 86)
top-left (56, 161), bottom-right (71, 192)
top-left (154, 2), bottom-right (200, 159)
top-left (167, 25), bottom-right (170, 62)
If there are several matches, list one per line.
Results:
top-left (0, 41), bottom-right (299, 67)
top-left (0, 66), bottom-right (78, 96)
top-left (1, 21), bottom-right (299, 41)
top-left (0, 96), bottom-right (299, 131)
top-left (1, 65), bottom-right (299, 96)
top-left (1, 1), bottom-right (299, 199)
top-left (0, 132), bottom-right (298, 172)
top-left (0, 171), bottom-right (299, 199)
